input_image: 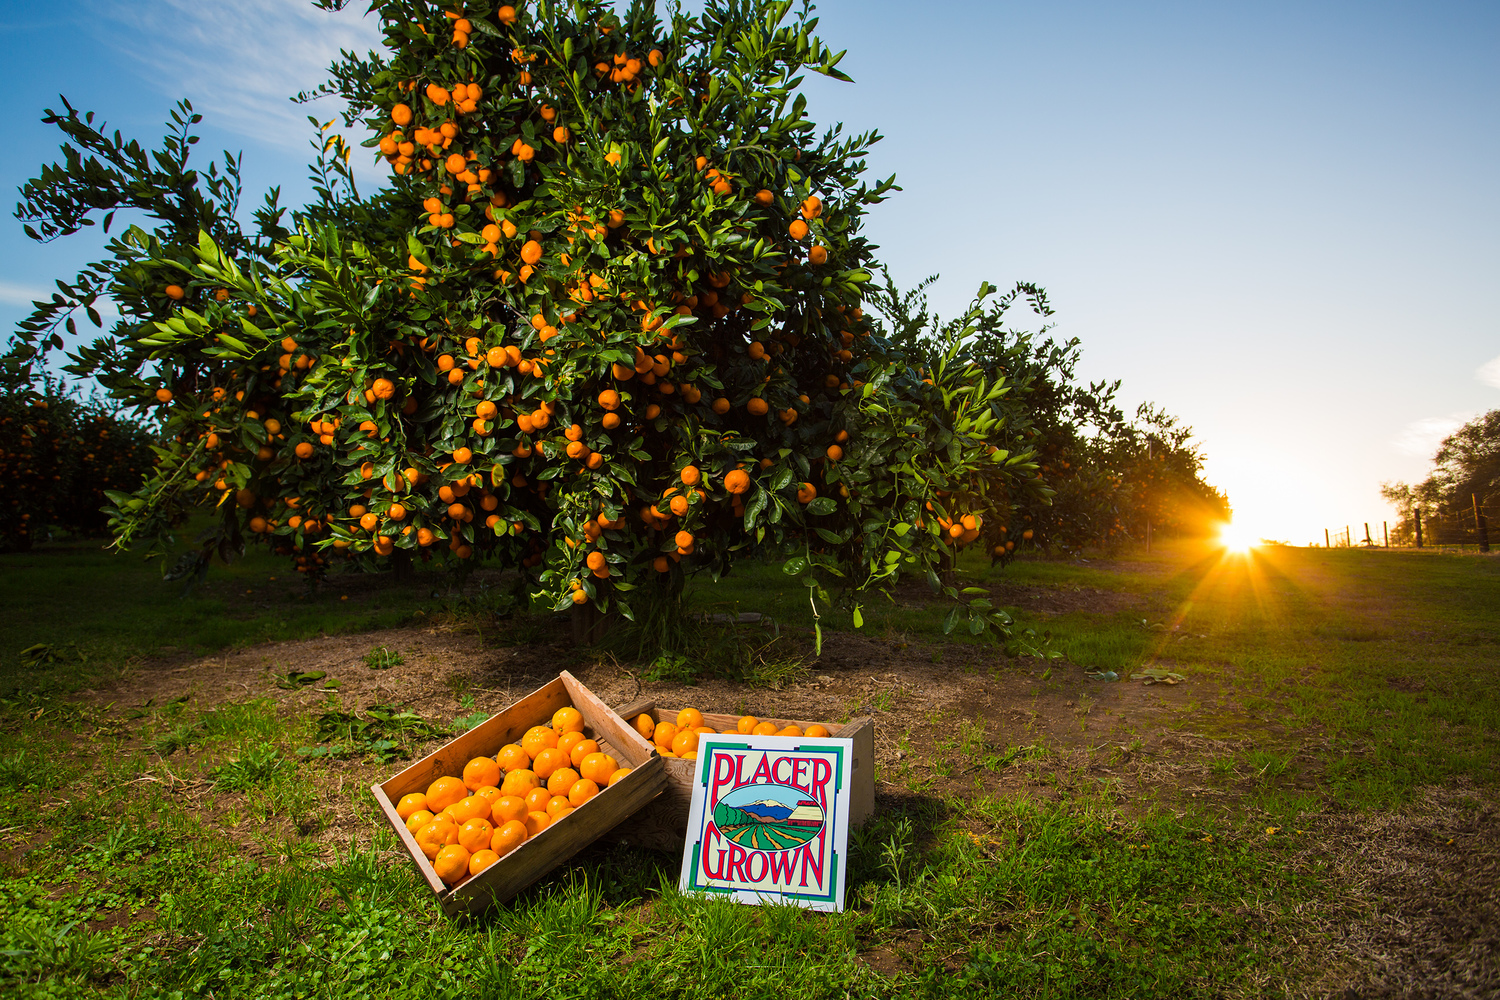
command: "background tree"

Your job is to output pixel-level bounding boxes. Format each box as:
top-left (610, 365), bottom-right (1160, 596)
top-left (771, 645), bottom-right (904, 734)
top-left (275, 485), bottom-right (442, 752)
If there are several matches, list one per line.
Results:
top-left (1382, 409), bottom-right (1499, 545)
top-left (0, 379), bottom-right (155, 552)
top-left (868, 274), bottom-right (1230, 562)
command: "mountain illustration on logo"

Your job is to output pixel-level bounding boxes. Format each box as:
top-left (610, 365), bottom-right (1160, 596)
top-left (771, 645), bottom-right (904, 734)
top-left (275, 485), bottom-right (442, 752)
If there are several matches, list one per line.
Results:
top-left (713, 783), bottom-right (825, 851)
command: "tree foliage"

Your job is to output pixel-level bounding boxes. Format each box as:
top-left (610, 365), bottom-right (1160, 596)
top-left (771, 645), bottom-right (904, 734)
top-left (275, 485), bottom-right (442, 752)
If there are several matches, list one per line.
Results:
top-left (1382, 409), bottom-right (1500, 544)
top-left (6, 0), bottom-right (1055, 640)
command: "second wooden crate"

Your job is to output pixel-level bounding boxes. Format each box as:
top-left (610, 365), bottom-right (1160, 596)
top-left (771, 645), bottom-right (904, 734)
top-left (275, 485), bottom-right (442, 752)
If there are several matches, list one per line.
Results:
top-left (607, 701), bottom-right (874, 853)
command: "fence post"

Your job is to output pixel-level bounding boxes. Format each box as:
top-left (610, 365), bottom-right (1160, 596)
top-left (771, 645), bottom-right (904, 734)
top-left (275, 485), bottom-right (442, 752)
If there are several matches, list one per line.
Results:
top-left (1364, 522), bottom-right (1371, 546)
top-left (1383, 521), bottom-right (1389, 548)
top-left (1324, 528), bottom-right (1330, 548)
top-left (1476, 494), bottom-right (1491, 553)
top-left (1415, 509), bottom-right (1423, 548)
top-left (1345, 526), bottom-right (1350, 549)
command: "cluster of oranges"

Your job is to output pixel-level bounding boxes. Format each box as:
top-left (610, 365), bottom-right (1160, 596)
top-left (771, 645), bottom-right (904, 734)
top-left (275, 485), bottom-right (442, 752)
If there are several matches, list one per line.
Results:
top-left (393, 705), bottom-right (632, 886)
top-left (632, 707), bottom-right (831, 758)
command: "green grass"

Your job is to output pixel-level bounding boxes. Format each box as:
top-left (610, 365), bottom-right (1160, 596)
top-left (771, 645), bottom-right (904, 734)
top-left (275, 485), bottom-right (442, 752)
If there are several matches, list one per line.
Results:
top-left (0, 539), bottom-right (1496, 995)
top-left (0, 531), bottom-right (488, 699)
top-left (0, 713), bottom-right (1306, 998)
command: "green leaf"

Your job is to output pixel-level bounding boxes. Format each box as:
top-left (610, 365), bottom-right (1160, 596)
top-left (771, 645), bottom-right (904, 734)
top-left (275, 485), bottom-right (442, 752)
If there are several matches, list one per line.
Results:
top-left (782, 555), bottom-right (808, 576)
top-left (942, 607), bottom-right (961, 635)
top-left (806, 496), bottom-right (836, 516)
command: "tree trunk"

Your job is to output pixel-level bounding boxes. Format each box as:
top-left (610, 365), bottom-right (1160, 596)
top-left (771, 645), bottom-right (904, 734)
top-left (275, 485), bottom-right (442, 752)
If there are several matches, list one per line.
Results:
top-left (570, 601), bottom-right (617, 645)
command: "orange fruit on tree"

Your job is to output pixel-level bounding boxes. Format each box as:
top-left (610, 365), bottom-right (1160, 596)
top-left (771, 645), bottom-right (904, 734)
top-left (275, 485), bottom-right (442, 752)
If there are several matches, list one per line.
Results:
top-left (676, 707), bottom-right (704, 730)
top-left (551, 706), bottom-right (584, 733)
top-left (497, 744), bottom-right (531, 772)
top-left (404, 809), bottom-right (435, 834)
top-left (724, 469), bottom-right (750, 494)
top-left (524, 811), bottom-right (551, 836)
top-left (524, 786), bottom-right (554, 813)
top-left (580, 752), bottom-right (618, 784)
top-left (469, 849), bottom-right (500, 876)
top-left (433, 843), bottom-right (471, 884)
top-left (788, 219), bottom-right (809, 240)
top-left (396, 792), bottom-right (428, 820)
top-left (546, 766), bottom-right (581, 795)
top-left (521, 725), bottom-right (559, 757)
top-left (457, 817), bottom-right (494, 853)
top-left (415, 818), bottom-right (459, 860)
top-left (492, 819), bottom-right (527, 855)
top-left (500, 769), bottom-right (539, 797)
top-left (746, 397), bottom-right (769, 416)
top-left (491, 795), bottom-right (527, 825)
top-left (462, 756), bottom-right (501, 790)
top-left (569, 738), bottom-right (600, 768)
top-left (737, 715), bottom-right (759, 734)
top-left (532, 747), bottom-right (569, 779)
top-left (425, 775), bottom-right (467, 811)
top-left (569, 778), bottom-right (599, 806)
top-left (607, 768), bottom-right (632, 787)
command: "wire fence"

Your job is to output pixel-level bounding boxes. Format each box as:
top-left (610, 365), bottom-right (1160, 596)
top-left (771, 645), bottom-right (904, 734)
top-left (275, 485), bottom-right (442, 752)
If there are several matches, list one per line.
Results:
top-left (1319, 502), bottom-right (1493, 552)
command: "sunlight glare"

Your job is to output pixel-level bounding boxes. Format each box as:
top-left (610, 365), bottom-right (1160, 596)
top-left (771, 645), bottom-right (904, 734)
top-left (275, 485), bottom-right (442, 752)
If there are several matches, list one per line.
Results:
top-left (1217, 521), bottom-right (1258, 554)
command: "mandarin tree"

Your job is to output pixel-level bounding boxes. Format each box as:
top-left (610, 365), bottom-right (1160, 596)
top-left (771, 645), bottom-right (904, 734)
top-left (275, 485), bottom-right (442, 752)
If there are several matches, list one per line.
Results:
top-left (9, 0), bottom-right (1045, 641)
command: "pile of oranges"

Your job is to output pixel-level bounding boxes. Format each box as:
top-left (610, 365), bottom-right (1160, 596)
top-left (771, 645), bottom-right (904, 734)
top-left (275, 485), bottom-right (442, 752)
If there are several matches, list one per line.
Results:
top-left (632, 707), bottom-right (831, 759)
top-left (393, 705), bottom-right (632, 886)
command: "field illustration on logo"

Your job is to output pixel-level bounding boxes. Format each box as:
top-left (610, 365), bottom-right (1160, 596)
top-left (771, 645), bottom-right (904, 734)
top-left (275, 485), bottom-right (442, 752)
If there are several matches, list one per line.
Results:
top-left (712, 783), bottom-right (825, 851)
top-left (679, 734), bottom-right (853, 912)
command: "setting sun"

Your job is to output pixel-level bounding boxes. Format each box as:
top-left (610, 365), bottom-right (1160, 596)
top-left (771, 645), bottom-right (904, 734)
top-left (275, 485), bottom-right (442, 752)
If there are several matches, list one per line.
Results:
top-left (1216, 521), bottom-right (1259, 554)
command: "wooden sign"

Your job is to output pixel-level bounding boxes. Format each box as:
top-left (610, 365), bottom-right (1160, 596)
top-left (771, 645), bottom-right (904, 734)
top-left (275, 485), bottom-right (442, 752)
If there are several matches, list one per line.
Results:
top-left (678, 734), bottom-right (852, 912)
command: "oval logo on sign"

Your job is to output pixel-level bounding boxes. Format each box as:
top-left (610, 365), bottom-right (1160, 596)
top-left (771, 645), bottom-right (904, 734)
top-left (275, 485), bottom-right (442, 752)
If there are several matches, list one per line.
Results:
top-left (711, 782), bottom-right (825, 851)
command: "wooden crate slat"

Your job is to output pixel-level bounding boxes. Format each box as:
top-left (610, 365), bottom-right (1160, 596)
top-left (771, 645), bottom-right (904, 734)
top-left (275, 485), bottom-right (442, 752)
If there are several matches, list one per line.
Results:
top-left (371, 781), bottom-right (448, 897)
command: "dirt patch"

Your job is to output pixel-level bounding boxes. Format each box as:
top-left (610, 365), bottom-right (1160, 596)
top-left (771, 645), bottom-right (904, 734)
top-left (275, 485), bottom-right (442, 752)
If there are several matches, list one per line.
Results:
top-left (980, 581), bottom-right (1148, 616)
top-left (1293, 783), bottom-right (1500, 999)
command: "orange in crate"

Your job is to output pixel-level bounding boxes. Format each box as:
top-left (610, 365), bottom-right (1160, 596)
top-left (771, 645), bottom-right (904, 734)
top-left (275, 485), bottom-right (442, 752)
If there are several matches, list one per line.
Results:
top-left (372, 671), bottom-right (665, 917)
top-left (569, 739), bottom-right (600, 767)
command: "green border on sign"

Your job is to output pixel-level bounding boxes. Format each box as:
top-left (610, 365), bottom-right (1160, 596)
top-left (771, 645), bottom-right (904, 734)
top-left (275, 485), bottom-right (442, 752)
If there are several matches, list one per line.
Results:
top-left (686, 738), bottom-right (846, 906)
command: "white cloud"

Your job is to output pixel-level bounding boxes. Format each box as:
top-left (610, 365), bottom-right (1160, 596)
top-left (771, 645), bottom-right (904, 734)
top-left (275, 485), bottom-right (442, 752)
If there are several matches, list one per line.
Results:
top-left (0, 281), bottom-right (48, 307)
top-left (82, 0), bottom-right (383, 153)
top-left (1392, 412), bottom-right (1480, 458)
top-left (1479, 353), bottom-right (1500, 389)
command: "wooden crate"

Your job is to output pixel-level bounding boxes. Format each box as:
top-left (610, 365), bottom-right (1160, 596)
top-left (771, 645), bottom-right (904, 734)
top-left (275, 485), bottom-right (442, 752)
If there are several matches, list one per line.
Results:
top-left (372, 671), bottom-right (665, 917)
top-left (606, 700), bottom-right (874, 853)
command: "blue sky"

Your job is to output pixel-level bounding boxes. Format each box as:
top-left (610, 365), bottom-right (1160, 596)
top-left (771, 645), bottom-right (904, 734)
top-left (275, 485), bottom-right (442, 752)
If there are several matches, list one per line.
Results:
top-left (2, 0), bottom-right (1496, 542)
